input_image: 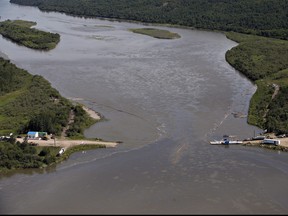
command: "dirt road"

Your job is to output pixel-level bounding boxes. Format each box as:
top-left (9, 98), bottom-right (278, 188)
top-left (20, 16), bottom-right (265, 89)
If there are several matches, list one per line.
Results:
top-left (16, 138), bottom-right (118, 150)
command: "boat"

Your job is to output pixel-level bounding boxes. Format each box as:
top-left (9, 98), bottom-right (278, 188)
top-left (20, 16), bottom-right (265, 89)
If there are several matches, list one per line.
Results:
top-left (227, 140), bottom-right (243, 144)
top-left (210, 134), bottom-right (243, 145)
top-left (210, 140), bottom-right (224, 145)
top-left (58, 148), bottom-right (65, 155)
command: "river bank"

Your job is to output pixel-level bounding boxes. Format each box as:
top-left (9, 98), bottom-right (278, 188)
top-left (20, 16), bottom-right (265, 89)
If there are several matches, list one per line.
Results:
top-left (242, 134), bottom-right (288, 151)
top-left (16, 104), bottom-right (119, 150)
top-left (81, 106), bottom-right (101, 121)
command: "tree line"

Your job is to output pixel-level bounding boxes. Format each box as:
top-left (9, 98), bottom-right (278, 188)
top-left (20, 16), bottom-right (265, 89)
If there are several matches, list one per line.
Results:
top-left (0, 136), bottom-right (58, 172)
top-left (10, 0), bottom-right (288, 40)
top-left (225, 32), bottom-right (288, 134)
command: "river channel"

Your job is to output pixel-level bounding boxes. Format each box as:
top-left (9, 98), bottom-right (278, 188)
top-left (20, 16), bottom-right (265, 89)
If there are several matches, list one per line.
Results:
top-left (1, 0), bottom-right (288, 214)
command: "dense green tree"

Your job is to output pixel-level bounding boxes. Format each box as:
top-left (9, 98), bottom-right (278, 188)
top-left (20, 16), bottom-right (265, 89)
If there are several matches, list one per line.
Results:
top-left (225, 32), bottom-right (288, 134)
top-left (0, 19), bottom-right (60, 50)
top-left (0, 58), bottom-right (95, 136)
top-left (10, 0), bottom-right (288, 40)
top-left (0, 140), bottom-right (51, 171)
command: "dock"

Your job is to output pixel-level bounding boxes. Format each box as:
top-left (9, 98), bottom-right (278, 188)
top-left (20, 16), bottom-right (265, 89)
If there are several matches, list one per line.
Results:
top-left (210, 134), bottom-right (243, 145)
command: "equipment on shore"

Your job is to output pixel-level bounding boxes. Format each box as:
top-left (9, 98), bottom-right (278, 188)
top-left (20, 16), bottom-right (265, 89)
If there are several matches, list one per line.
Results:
top-left (210, 140), bottom-right (243, 145)
top-left (210, 135), bottom-right (243, 145)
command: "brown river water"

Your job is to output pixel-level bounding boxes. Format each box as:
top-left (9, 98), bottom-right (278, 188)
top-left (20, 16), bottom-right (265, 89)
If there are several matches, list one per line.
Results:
top-left (0, 0), bottom-right (288, 214)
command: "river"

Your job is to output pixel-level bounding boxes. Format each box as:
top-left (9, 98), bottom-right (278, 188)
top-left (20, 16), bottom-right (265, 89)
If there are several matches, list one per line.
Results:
top-left (1, 0), bottom-right (288, 214)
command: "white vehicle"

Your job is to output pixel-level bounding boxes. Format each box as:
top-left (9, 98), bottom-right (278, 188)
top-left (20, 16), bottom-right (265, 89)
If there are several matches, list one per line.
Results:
top-left (262, 139), bottom-right (280, 145)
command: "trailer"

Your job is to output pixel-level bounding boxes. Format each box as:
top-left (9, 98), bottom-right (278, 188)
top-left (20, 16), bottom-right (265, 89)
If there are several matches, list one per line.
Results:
top-left (262, 139), bottom-right (280, 145)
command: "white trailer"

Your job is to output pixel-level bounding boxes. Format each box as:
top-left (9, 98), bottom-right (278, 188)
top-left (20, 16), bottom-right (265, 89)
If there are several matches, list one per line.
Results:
top-left (262, 139), bottom-right (280, 145)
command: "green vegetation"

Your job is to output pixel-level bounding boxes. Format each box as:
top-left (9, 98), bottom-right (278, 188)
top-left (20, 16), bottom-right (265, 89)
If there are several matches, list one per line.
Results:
top-left (0, 137), bottom-right (59, 173)
top-left (8, 0), bottom-right (288, 134)
top-left (129, 28), bottom-right (180, 39)
top-left (0, 57), bottom-right (95, 136)
top-left (10, 0), bottom-right (288, 40)
top-left (0, 19), bottom-right (60, 50)
top-left (245, 80), bottom-right (273, 128)
top-left (0, 136), bottom-right (106, 174)
top-left (225, 32), bottom-right (288, 81)
top-left (0, 58), bottom-right (104, 173)
top-left (66, 105), bottom-right (97, 139)
top-left (59, 144), bottom-right (106, 162)
top-left (225, 32), bottom-right (288, 134)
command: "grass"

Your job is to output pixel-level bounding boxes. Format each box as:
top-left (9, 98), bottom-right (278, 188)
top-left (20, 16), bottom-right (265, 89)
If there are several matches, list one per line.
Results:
top-left (55, 144), bottom-right (106, 163)
top-left (8, 19), bottom-right (37, 28)
top-left (129, 28), bottom-right (181, 39)
top-left (35, 145), bottom-right (61, 156)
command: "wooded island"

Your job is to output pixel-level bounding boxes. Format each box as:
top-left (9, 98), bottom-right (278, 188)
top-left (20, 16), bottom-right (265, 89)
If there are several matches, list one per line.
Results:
top-left (0, 19), bottom-right (60, 50)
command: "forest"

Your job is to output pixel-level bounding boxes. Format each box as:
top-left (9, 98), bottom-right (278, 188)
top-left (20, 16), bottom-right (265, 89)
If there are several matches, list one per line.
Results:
top-left (10, 0), bottom-right (288, 40)
top-left (0, 57), bottom-right (100, 172)
top-left (225, 32), bottom-right (288, 134)
top-left (0, 136), bottom-right (60, 171)
top-left (0, 57), bottom-right (95, 137)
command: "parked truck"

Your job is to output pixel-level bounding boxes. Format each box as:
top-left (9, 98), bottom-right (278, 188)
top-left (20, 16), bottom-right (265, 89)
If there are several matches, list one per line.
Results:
top-left (262, 139), bottom-right (280, 145)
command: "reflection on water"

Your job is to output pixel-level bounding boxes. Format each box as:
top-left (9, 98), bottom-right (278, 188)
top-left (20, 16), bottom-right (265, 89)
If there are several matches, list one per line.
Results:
top-left (0, 0), bottom-right (288, 214)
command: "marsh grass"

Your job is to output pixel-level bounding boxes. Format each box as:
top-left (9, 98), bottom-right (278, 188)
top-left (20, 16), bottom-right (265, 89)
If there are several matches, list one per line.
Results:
top-left (129, 28), bottom-right (180, 39)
